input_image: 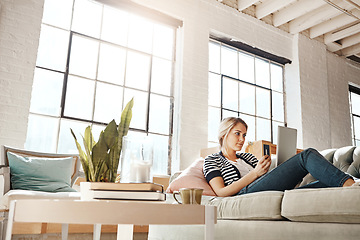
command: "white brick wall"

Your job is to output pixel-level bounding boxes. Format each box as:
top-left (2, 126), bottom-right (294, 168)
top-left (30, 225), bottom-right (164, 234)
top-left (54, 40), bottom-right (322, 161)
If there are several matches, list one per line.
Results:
top-left (297, 34), bottom-right (331, 150)
top-left (0, 0), bottom-right (359, 170)
top-left (0, 0), bottom-right (44, 151)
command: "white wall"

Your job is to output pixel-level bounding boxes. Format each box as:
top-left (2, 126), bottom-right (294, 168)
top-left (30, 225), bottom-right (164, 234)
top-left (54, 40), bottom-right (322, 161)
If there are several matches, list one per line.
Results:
top-left (0, 0), bottom-right (44, 151)
top-left (0, 0), bottom-right (359, 171)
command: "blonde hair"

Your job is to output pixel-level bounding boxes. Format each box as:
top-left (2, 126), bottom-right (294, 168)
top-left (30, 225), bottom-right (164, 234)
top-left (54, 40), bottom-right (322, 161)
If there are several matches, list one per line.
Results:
top-left (218, 117), bottom-right (248, 156)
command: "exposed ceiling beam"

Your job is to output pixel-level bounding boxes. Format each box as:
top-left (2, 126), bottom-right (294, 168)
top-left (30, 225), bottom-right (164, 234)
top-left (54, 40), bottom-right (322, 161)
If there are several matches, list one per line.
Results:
top-left (237, 0), bottom-right (260, 11)
top-left (273, 0), bottom-right (326, 27)
top-left (340, 42), bottom-right (360, 56)
top-left (343, 0), bottom-right (360, 10)
top-left (309, 11), bottom-right (360, 38)
top-left (326, 41), bottom-right (342, 52)
top-left (324, 22), bottom-right (360, 43)
top-left (350, 0), bottom-right (360, 6)
top-left (289, 0), bottom-right (351, 34)
top-left (341, 32), bottom-right (360, 48)
top-left (255, 0), bottom-right (296, 19)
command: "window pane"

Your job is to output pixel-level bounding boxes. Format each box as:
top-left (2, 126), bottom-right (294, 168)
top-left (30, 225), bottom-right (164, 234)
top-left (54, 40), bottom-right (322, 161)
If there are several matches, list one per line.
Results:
top-left (25, 114), bottom-right (59, 153)
top-left (101, 6), bottom-right (128, 46)
top-left (208, 107), bottom-right (220, 143)
top-left (221, 46), bottom-right (238, 78)
top-left (36, 25), bottom-right (69, 72)
top-left (69, 35), bottom-right (99, 79)
top-left (149, 134), bottom-right (169, 175)
top-left (97, 43), bottom-right (126, 85)
top-left (272, 92), bottom-right (284, 122)
top-left (208, 73), bottom-right (221, 107)
top-left (351, 92), bottom-right (360, 116)
top-left (256, 118), bottom-right (271, 142)
top-left (271, 63), bottom-right (283, 92)
top-left (209, 42), bottom-right (220, 73)
top-left (149, 94), bottom-right (170, 135)
top-left (223, 77), bottom-right (238, 111)
top-left (64, 76), bottom-right (95, 120)
top-left (93, 82), bottom-right (123, 124)
top-left (43, 0), bottom-right (73, 30)
top-left (222, 110), bottom-right (238, 119)
top-left (255, 58), bottom-right (270, 88)
top-left (72, 0), bottom-right (102, 38)
top-left (239, 114), bottom-right (255, 143)
top-left (354, 116), bottom-right (360, 139)
top-left (125, 51), bottom-right (151, 91)
top-left (239, 83), bottom-right (255, 115)
top-left (128, 14), bottom-right (153, 54)
top-left (238, 52), bottom-right (254, 83)
top-left (153, 24), bottom-right (174, 60)
top-left (151, 57), bottom-right (172, 96)
top-left (124, 89), bottom-right (148, 130)
top-left (30, 68), bottom-right (63, 116)
top-left (57, 119), bottom-right (89, 154)
top-left (256, 87), bottom-right (271, 118)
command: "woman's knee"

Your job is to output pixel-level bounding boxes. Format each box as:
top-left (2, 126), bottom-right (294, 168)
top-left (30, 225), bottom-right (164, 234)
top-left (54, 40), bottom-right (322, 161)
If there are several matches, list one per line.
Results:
top-left (305, 148), bottom-right (318, 153)
top-left (301, 148), bottom-right (320, 158)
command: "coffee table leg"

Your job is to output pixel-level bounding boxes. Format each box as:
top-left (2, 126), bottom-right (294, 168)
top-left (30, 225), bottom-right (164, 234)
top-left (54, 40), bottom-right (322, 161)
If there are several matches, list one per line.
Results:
top-left (93, 224), bottom-right (101, 240)
top-left (61, 223), bottom-right (69, 240)
top-left (117, 224), bottom-right (133, 240)
top-left (205, 206), bottom-right (215, 240)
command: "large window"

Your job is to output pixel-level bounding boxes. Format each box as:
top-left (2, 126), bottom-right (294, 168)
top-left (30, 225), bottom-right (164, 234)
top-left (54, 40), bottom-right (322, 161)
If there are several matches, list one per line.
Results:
top-left (208, 39), bottom-right (285, 147)
top-left (25, 0), bottom-right (178, 175)
top-left (349, 85), bottom-right (360, 146)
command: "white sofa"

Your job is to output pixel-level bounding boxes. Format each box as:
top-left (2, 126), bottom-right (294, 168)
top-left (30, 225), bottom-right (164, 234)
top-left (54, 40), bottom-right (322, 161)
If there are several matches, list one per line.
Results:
top-left (148, 146), bottom-right (360, 240)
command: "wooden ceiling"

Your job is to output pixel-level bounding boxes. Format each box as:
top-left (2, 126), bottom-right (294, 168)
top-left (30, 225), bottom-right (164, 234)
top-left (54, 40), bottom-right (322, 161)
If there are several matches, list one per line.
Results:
top-left (219, 0), bottom-right (360, 63)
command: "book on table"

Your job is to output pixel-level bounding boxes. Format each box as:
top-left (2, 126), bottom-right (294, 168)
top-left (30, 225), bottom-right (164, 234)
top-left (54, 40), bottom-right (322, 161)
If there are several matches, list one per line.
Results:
top-left (80, 182), bottom-right (166, 201)
top-left (88, 182), bottom-right (164, 192)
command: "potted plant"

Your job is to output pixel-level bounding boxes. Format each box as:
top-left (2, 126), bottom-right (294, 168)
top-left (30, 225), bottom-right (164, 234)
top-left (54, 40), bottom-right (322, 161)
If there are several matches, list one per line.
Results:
top-left (70, 98), bottom-right (134, 182)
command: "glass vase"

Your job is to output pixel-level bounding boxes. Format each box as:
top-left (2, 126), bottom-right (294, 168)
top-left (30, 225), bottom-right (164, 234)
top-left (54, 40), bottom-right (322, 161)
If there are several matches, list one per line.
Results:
top-left (120, 135), bottom-right (153, 183)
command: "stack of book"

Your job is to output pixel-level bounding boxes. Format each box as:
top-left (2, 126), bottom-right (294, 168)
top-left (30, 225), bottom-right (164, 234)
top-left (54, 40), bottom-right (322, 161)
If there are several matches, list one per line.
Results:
top-left (80, 182), bottom-right (166, 201)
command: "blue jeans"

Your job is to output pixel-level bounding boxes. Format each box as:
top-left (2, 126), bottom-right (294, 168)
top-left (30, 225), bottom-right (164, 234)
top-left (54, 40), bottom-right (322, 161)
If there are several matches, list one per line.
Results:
top-left (238, 148), bottom-right (352, 195)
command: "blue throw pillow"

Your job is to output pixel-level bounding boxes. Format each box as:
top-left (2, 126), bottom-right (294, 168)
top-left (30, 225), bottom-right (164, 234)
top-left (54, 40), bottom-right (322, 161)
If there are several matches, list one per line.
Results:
top-left (7, 152), bottom-right (76, 192)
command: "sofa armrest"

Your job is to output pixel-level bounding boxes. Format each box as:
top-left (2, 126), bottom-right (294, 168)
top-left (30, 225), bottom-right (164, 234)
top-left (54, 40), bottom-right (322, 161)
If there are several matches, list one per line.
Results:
top-left (0, 166), bottom-right (10, 196)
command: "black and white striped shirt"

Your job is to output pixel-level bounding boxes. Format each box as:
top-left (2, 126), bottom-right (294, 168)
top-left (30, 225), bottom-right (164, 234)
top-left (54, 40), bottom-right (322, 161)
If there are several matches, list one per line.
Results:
top-left (203, 151), bottom-right (258, 186)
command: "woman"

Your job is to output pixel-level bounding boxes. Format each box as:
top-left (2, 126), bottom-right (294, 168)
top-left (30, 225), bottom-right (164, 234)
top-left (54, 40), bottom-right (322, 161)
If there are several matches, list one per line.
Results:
top-left (203, 117), bottom-right (356, 197)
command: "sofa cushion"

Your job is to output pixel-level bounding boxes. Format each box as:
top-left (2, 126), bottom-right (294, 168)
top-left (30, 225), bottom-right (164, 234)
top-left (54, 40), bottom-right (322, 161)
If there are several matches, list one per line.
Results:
top-left (282, 187), bottom-right (360, 223)
top-left (332, 146), bottom-right (356, 173)
top-left (7, 152), bottom-right (76, 192)
top-left (207, 191), bottom-right (284, 220)
top-left (166, 158), bottom-right (216, 196)
top-left (0, 189), bottom-right (81, 210)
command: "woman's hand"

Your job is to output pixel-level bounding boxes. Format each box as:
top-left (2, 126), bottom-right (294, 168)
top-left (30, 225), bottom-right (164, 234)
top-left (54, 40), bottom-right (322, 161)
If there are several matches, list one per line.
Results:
top-left (253, 155), bottom-right (271, 177)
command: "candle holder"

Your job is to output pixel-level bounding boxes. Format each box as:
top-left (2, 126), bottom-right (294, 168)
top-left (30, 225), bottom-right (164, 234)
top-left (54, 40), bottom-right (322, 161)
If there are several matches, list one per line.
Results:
top-left (120, 135), bottom-right (154, 183)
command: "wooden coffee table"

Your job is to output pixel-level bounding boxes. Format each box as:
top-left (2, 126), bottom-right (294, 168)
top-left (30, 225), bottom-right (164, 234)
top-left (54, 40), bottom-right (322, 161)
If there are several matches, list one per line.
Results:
top-left (5, 199), bottom-right (216, 240)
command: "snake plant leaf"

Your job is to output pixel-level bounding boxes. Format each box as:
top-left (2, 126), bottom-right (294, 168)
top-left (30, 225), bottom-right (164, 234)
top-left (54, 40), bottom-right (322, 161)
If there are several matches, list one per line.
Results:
top-left (118, 98), bottom-right (134, 140)
top-left (70, 128), bottom-right (90, 181)
top-left (84, 126), bottom-right (95, 152)
top-left (103, 120), bottom-right (118, 149)
top-left (82, 135), bottom-right (95, 182)
top-left (108, 138), bottom-right (119, 182)
top-left (95, 158), bottom-right (108, 182)
top-left (111, 98), bottom-right (134, 181)
top-left (92, 130), bottom-right (108, 176)
top-left (116, 98), bottom-right (134, 158)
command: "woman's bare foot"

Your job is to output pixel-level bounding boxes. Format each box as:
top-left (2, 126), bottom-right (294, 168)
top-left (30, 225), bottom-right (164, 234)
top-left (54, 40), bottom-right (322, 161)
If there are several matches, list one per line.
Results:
top-left (342, 178), bottom-right (355, 187)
